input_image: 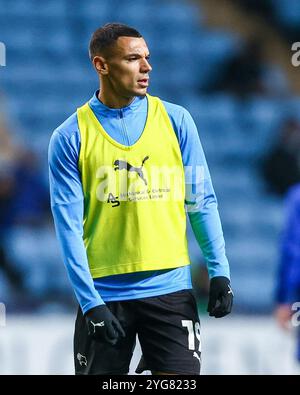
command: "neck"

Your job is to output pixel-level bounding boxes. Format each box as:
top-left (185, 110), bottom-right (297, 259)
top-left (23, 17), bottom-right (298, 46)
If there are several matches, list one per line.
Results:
top-left (98, 89), bottom-right (135, 109)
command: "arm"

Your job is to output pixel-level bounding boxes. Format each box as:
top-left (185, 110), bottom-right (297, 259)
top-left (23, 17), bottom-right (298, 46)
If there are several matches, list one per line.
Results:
top-left (177, 108), bottom-right (232, 317)
top-left (178, 108), bottom-right (230, 280)
top-left (48, 127), bottom-right (104, 313)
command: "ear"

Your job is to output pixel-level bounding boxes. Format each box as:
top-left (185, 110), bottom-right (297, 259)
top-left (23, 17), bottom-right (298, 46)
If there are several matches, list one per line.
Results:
top-left (93, 56), bottom-right (109, 75)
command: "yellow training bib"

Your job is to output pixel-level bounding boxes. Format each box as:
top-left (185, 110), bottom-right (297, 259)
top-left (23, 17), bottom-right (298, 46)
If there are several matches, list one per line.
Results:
top-left (77, 94), bottom-right (190, 278)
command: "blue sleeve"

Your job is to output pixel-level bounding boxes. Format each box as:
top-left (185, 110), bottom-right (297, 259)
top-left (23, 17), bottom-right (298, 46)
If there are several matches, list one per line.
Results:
top-left (277, 187), bottom-right (300, 303)
top-left (165, 103), bottom-right (230, 279)
top-left (48, 120), bottom-right (104, 313)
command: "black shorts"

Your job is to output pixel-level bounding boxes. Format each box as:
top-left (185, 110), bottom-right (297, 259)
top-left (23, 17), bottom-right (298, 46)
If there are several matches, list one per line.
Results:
top-left (74, 289), bottom-right (201, 375)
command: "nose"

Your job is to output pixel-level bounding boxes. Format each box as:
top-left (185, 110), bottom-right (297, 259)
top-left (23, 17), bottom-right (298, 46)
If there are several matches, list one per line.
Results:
top-left (141, 58), bottom-right (152, 73)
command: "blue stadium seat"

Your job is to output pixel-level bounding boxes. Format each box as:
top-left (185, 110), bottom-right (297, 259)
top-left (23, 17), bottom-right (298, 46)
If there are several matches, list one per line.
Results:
top-left (271, 0), bottom-right (300, 28)
top-left (4, 226), bottom-right (70, 298)
top-left (232, 272), bottom-right (275, 311)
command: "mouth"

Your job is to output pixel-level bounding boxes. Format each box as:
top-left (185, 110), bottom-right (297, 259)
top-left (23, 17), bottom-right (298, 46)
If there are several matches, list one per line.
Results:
top-left (137, 78), bottom-right (149, 88)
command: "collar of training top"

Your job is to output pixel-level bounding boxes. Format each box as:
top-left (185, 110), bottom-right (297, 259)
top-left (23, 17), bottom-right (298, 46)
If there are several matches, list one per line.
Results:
top-left (89, 90), bottom-right (146, 118)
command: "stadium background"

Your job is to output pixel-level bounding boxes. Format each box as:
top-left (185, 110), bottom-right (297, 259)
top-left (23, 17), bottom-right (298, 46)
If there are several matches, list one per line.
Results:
top-left (0, 0), bottom-right (300, 374)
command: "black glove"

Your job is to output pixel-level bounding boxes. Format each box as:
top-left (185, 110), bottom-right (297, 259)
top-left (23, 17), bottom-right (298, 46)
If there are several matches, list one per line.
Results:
top-left (207, 276), bottom-right (233, 318)
top-left (84, 305), bottom-right (126, 345)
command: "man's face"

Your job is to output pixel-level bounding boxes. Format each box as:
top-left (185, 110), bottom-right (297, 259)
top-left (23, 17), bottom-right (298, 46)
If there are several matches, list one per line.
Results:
top-left (104, 36), bottom-right (152, 97)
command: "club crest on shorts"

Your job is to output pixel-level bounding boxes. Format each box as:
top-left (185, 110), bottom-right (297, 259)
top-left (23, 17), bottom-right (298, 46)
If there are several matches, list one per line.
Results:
top-left (77, 353), bottom-right (88, 366)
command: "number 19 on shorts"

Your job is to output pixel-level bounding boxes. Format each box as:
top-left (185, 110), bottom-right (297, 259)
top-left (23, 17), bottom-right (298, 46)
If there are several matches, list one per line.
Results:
top-left (181, 320), bottom-right (201, 353)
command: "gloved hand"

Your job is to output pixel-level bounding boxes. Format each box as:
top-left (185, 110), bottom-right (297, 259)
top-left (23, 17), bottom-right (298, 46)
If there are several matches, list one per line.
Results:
top-left (84, 304), bottom-right (126, 345)
top-left (207, 276), bottom-right (233, 318)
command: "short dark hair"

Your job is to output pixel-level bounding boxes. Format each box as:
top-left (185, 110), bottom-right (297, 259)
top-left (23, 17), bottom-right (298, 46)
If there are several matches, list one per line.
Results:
top-left (89, 23), bottom-right (142, 59)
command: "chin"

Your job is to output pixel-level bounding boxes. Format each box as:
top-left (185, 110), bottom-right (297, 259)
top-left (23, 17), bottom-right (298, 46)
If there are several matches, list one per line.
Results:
top-left (134, 88), bottom-right (148, 97)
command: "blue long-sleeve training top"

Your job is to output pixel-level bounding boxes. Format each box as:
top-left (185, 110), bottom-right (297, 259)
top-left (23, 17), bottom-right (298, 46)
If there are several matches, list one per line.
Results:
top-left (277, 184), bottom-right (300, 304)
top-left (48, 91), bottom-right (230, 314)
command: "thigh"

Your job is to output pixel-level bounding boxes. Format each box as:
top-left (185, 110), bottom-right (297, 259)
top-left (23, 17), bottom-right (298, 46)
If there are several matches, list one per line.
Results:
top-left (74, 302), bottom-right (136, 375)
top-left (136, 289), bottom-right (201, 375)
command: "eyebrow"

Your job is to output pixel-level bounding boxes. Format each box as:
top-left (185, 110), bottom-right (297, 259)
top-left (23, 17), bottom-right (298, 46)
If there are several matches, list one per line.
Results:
top-left (125, 53), bottom-right (150, 58)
